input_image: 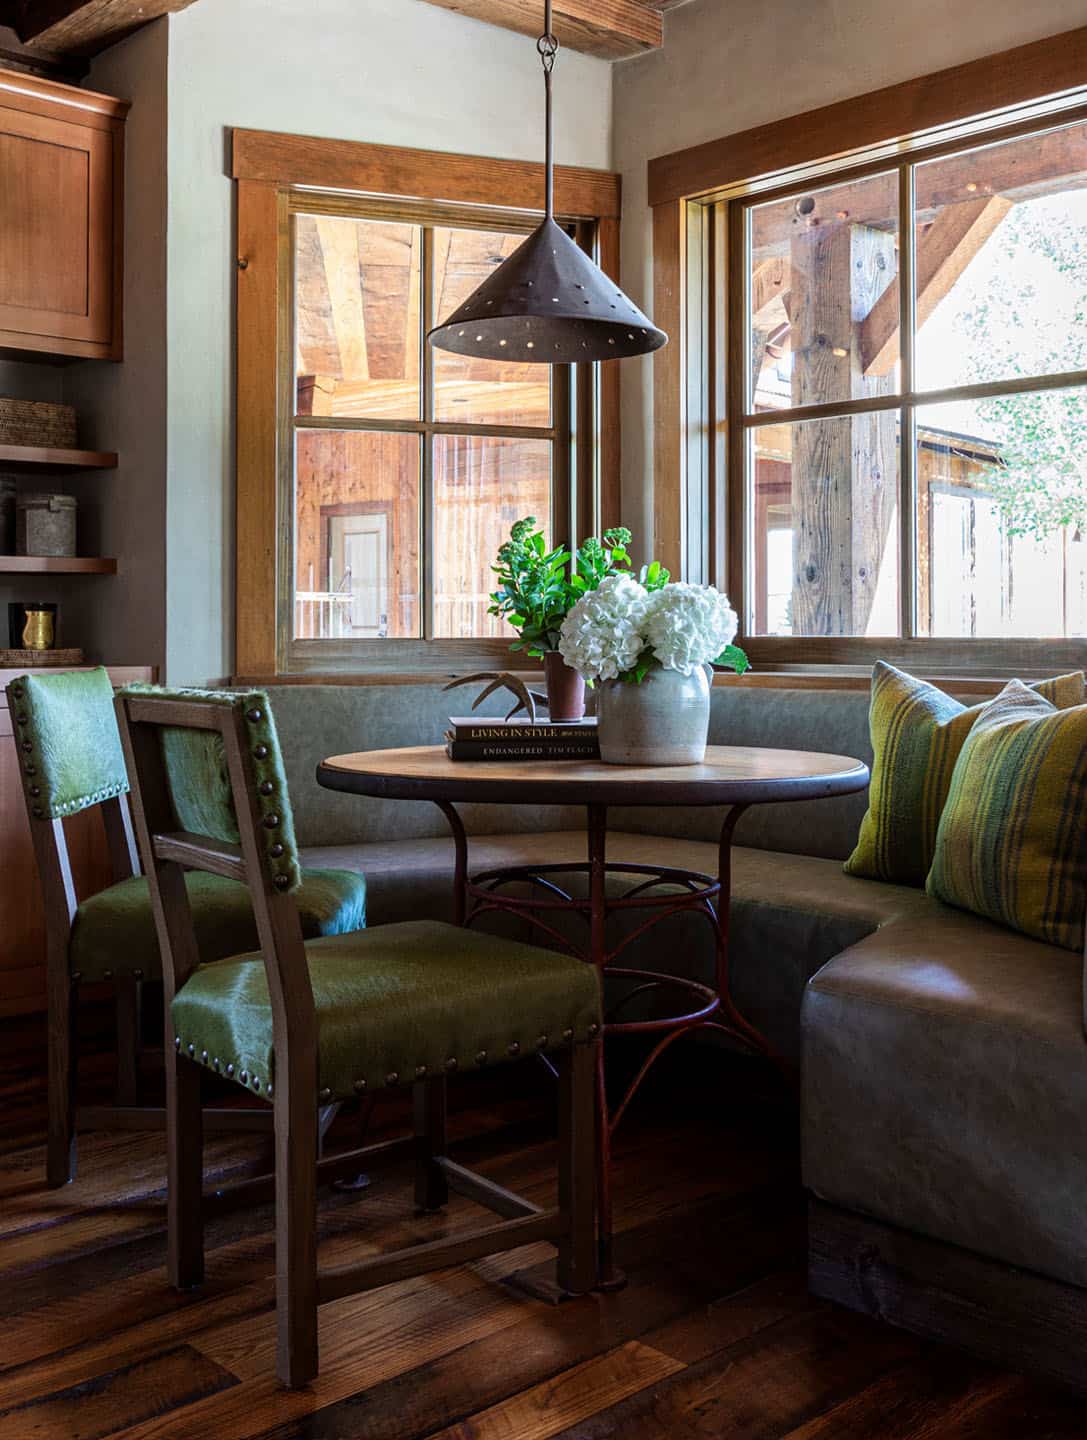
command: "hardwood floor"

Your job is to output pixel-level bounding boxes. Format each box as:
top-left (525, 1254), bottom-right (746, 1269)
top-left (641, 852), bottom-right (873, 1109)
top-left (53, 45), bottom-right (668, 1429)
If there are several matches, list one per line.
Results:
top-left (0, 1009), bottom-right (1082, 1439)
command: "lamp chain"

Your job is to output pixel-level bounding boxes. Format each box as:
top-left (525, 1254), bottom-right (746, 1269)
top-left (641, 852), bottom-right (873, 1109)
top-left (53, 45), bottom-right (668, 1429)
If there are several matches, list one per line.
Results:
top-left (537, 0), bottom-right (558, 218)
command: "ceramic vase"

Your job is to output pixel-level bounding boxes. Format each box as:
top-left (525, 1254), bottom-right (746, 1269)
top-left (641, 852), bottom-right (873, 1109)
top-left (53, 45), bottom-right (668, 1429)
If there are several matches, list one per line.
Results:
top-left (596, 664), bottom-right (710, 765)
top-left (543, 650), bottom-right (586, 722)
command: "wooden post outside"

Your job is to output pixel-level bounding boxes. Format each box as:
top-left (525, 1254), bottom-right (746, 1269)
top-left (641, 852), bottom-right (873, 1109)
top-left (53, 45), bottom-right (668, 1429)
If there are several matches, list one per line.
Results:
top-left (790, 220), bottom-right (897, 636)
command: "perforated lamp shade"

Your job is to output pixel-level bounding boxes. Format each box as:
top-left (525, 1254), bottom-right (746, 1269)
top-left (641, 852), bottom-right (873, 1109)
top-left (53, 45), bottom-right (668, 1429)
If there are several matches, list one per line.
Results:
top-left (426, 1), bottom-right (666, 365)
top-left (428, 218), bottom-right (667, 363)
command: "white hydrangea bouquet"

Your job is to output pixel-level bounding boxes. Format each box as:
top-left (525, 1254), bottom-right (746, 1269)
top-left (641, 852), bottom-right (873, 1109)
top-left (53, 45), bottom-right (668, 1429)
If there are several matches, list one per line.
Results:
top-left (558, 566), bottom-right (748, 685)
top-left (557, 565), bottom-right (748, 764)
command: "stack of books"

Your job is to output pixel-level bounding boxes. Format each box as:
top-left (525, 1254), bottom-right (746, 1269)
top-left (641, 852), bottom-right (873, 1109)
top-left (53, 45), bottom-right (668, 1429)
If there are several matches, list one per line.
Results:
top-left (445, 715), bottom-right (599, 762)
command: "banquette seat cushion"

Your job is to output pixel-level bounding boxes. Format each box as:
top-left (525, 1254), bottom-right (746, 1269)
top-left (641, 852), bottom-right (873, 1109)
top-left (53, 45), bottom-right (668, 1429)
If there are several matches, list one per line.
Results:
top-left (803, 909), bottom-right (1087, 1288)
top-left (301, 830), bottom-right (935, 1063)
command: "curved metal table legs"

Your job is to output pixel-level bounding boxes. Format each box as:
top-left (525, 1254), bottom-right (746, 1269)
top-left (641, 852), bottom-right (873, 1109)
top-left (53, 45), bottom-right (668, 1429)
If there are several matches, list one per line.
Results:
top-left (436, 799), bottom-right (773, 1291)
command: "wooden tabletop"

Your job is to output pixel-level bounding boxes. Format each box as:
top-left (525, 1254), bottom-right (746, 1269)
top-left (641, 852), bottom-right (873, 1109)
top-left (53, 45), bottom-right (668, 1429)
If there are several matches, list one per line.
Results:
top-left (317, 745), bottom-right (869, 808)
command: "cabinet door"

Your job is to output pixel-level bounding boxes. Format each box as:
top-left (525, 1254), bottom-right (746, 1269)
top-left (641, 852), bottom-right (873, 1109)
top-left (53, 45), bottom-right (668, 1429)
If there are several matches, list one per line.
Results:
top-left (0, 103), bottom-right (117, 357)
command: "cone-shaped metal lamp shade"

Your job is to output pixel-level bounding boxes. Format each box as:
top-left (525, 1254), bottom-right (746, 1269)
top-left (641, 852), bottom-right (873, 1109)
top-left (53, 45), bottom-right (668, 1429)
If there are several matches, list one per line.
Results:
top-left (428, 219), bottom-right (667, 363)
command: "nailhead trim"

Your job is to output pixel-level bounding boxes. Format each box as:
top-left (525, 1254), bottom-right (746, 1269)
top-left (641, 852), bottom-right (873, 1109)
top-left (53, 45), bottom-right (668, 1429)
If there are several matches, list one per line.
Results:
top-left (201, 1050), bottom-right (208, 1064)
top-left (253, 744), bottom-right (269, 759)
top-left (445, 1057), bottom-right (458, 1072)
top-left (187, 1043), bottom-right (195, 1056)
top-left (475, 1050), bottom-right (487, 1066)
top-left (385, 1071), bottom-right (399, 1087)
top-left (563, 1028), bottom-right (574, 1042)
top-left (536, 1034), bottom-right (548, 1049)
top-left (263, 813), bottom-right (280, 829)
top-left (240, 1070), bottom-right (249, 1084)
top-left (174, 1036), bottom-right (181, 1051)
top-left (415, 1065), bottom-right (427, 1079)
top-left (259, 780), bottom-right (274, 796)
top-left (226, 1064), bottom-right (235, 1077)
top-left (353, 1079), bottom-right (367, 1094)
top-left (508, 1041), bottom-right (520, 1057)
top-left (246, 707), bottom-right (263, 723)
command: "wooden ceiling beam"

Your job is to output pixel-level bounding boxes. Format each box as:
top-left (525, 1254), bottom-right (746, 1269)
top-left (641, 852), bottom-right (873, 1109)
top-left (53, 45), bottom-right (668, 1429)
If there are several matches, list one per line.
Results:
top-left (6, 0), bottom-right (199, 57)
top-left (417, 0), bottom-right (661, 61)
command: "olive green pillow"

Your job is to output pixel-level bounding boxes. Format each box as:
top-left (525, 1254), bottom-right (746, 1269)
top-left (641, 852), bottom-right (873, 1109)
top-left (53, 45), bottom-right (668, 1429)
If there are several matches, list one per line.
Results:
top-left (845, 662), bottom-right (1085, 886)
top-left (927, 681), bottom-right (1087, 951)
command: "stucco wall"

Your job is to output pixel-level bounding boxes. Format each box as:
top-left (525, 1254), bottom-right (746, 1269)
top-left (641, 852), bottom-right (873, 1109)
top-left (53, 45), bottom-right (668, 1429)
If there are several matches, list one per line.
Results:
top-left (612, 0), bottom-right (1087, 565)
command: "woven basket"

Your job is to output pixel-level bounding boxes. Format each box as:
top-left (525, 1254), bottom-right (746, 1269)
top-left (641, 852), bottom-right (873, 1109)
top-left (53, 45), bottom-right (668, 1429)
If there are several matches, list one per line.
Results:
top-left (0, 398), bottom-right (77, 449)
top-left (0, 647), bottom-right (84, 669)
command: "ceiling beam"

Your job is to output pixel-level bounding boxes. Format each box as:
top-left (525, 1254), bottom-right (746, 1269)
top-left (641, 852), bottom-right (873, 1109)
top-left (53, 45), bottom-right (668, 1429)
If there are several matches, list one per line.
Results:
top-left (417, 0), bottom-right (661, 61)
top-left (859, 195), bottom-right (1013, 377)
top-left (5, 0), bottom-right (199, 57)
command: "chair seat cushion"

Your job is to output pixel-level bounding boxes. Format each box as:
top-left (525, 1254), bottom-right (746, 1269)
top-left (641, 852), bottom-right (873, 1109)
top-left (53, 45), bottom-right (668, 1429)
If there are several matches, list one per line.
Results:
top-left (69, 868), bottom-right (366, 982)
top-left (170, 919), bottom-right (601, 1100)
top-left (802, 910), bottom-right (1087, 1289)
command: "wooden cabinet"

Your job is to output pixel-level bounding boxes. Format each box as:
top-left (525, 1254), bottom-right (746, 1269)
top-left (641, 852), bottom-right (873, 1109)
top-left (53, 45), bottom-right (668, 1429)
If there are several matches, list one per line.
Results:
top-left (0, 71), bottom-right (127, 362)
top-left (0, 666), bottom-right (151, 1018)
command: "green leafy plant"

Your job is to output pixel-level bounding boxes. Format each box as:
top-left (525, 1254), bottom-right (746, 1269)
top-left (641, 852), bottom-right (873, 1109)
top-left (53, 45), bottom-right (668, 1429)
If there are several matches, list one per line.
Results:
top-left (488, 518), bottom-right (639, 657)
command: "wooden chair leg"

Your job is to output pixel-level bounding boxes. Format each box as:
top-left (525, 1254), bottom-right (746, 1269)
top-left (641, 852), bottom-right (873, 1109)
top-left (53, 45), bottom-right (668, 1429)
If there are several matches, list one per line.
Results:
top-left (276, 1084), bottom-right (318, 1388)
top-left (166, 1047), bottom-right (204, 1290)
top-left (556, 1042), bottom-right (598, 1296)
top-left (115, 977), bottom-right (141, 1107)
top-left (413, 1076), bottom-right (449, 1212)
top-left (46, 968), bottom-right (77, 1188)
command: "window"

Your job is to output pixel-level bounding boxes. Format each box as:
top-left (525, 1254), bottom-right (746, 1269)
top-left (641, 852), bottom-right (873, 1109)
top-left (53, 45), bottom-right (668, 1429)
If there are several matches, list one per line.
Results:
top-left (733, 116), bottom-right (1087, 652)
top-left (233, 128), bottom-right (620, 680)
top-left (651, 38), bottom-right (1087, 671)
top-left (288, 206), bottom-right (564, 657)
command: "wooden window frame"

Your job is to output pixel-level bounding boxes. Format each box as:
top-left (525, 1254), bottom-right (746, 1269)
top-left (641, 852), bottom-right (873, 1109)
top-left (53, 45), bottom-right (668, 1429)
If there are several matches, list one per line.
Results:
top-left (649, 25), bottom-right (1087, 676)
top-left (233, 128), bottom-right (622, 681)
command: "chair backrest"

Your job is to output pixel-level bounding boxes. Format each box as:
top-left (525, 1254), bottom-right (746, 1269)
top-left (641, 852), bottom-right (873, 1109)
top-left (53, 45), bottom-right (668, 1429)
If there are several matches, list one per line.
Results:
top-left (5, 667), bottom-right (139, 945)
top-left (114, 686), bottom-right (317, 1088)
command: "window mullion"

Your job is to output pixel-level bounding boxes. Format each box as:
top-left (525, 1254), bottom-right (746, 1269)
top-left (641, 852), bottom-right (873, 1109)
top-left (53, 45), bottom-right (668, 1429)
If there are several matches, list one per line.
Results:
top-left (899, 161), bottom-right (917, 639)
top-left (422, 225), bottom-right (435, 641)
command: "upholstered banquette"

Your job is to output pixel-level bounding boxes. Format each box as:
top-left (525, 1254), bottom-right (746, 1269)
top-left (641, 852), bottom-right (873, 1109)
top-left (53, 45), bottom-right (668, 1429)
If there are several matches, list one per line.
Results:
top-left (262, 676), bottom-right (1087, 1390)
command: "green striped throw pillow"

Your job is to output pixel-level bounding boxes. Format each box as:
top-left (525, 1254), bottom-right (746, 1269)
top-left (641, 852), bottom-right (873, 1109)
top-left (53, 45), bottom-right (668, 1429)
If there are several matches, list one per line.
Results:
top-left (927, 681), bottom-right (1087, 951)
top-left (844, 662), bottom-right (1085, 886)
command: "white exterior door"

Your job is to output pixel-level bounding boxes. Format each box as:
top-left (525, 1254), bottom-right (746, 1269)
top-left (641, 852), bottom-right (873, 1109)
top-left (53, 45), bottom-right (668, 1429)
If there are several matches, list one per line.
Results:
top-left (329, 512), bottom-right (388, 637)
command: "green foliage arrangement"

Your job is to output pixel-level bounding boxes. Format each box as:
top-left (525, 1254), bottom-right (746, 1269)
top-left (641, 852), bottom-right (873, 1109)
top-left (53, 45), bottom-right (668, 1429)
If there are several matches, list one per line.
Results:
top-left (488, 518), bottom-right (668, 657)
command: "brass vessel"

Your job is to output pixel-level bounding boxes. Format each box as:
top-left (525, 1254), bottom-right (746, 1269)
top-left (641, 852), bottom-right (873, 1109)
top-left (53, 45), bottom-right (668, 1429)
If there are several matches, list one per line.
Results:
top-left (21, 608), bottom-right (55, 651)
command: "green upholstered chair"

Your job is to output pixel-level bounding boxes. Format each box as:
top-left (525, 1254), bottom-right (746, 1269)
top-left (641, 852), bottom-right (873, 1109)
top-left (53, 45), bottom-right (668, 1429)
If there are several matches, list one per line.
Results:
top-left (115, 684), bottom-right (602, 1389)
top-left (5, 668), bottom-right (366, 1188)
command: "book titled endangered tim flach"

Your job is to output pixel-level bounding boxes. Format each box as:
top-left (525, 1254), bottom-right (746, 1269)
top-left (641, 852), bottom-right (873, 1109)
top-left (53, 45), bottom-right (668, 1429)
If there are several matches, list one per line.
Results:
top-left (445, 715), bottom-right (599, 762)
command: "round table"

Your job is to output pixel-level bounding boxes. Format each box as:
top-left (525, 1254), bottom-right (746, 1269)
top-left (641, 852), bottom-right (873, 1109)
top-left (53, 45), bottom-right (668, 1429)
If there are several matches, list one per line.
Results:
top-left (317, 744), bottom-right (869, 1286)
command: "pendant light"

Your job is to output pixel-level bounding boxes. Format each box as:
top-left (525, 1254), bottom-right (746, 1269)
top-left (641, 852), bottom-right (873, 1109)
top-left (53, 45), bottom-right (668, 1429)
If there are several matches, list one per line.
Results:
top-left (427, 0), bottom-right (667, 363)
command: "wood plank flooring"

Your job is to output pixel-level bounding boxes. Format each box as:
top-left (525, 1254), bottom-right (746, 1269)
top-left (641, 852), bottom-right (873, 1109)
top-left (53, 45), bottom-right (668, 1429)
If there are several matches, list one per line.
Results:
top-left (0, 1009), bottom-right (1082, 1439)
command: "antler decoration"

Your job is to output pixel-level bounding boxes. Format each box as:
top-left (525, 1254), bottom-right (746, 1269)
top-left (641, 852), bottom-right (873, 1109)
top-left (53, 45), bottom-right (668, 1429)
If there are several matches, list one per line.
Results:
top-left (442, 672), bottom-right (549, 723)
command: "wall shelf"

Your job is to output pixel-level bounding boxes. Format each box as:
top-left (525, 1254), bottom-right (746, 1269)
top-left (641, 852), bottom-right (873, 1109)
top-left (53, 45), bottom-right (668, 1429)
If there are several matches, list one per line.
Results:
top-left (0, 444), bottom-right (118, 472)
top-left (0, 556), bottom-right (117, 574)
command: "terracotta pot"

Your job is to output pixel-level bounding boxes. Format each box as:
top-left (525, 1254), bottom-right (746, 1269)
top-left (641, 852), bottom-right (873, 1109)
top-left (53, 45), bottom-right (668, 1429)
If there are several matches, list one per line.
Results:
top-left (596, 665), bottom-right (710, 765)
top-left (543, 650), bottom-right (586, 722)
